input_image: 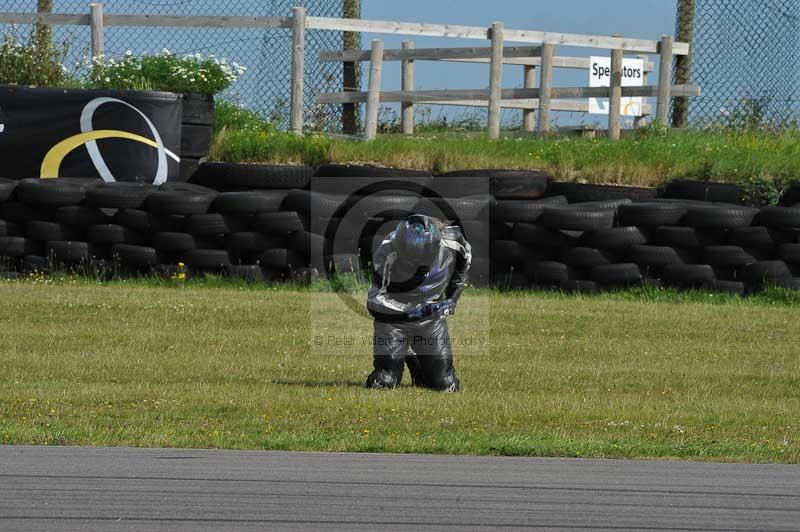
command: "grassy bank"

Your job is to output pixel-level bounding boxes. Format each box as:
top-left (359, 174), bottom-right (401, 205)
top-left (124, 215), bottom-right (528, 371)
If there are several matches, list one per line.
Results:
top-left (209, 104), bottom-right (800, 191)
top-left (1, 277), bottom-right (798, 463)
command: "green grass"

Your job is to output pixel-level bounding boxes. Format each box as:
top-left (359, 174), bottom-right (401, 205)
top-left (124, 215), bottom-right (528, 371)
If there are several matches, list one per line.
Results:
top-left (208, 103), bottom-right (800, 199)
top-left (1, 276), bottom-right (798, 463)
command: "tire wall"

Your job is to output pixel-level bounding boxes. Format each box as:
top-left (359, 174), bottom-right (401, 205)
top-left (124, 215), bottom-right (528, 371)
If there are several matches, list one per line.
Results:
top-left (0, 164), bottom-right (798, 294)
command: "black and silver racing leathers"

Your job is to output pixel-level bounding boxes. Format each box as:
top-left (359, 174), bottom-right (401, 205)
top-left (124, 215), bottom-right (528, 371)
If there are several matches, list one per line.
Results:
top-left (366, 226), bottom-right (471, 391)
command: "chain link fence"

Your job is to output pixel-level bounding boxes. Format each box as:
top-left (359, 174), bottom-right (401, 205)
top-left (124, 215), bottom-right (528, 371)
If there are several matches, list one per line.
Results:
top-left (681, 0), bottom-right (800, 128)
top-left (2, 0), bottom-right (353, 131)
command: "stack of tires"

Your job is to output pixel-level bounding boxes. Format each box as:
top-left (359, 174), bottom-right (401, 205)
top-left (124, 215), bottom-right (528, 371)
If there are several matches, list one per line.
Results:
top-left (0, 165), bottom-right (798, 294)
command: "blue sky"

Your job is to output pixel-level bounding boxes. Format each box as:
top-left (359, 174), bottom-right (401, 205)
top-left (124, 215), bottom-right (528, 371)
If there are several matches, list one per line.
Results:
top-left (360, 0), bottom-right (679, 126)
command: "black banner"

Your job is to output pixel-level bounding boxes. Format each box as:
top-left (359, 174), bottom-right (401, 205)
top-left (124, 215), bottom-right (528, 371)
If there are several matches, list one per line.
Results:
top-left (0, 86), bottom-right (182, 183)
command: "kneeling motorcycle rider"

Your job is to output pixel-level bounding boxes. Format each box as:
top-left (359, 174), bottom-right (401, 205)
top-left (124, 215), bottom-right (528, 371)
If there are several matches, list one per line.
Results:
top-left (366, 214), bottom-right (471, 392)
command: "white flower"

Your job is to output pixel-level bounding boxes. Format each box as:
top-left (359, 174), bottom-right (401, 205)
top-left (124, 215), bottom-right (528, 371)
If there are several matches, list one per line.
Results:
top-left (125, 50), bottom-right (133, 56)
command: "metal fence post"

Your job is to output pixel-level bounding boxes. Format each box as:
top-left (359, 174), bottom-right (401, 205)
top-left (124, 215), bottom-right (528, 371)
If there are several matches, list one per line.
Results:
top-left (89, 3), bottom-right (104, 61)
top-left (401, 40), bottom-right (415, 135)
top-left (608, 48), bottom-right (623, 139)
top-left (656, 35), bottom-right (674, 126)
top-left (364, 39), bottom-right (384, 140)
top-left (537, 43), bottom-right (554, 135)
top-left (290, 7), bottom-right (307, 135)
top-left (487, 21), bottom-right (504, 139)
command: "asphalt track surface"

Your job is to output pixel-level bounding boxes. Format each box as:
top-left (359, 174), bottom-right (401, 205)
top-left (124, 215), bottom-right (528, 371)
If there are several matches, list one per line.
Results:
top-left (1, 446), bottom-right (799, 531)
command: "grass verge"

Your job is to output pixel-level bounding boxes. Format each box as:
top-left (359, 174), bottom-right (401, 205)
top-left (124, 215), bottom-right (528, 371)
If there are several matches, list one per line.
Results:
top-left (0, 276), bottom-right (798, 463)
top-left (209, 103), bottom-right (800, 194)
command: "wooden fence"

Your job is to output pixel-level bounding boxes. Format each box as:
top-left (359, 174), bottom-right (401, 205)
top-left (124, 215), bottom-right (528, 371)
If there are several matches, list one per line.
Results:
top-left (0, 4), bottom-right (698, 140)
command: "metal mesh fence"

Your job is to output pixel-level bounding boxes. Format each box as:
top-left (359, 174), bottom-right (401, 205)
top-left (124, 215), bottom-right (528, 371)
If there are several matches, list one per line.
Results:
top-left (2, 0), bottom-right (352, 131)
top-left (682, 0), bottom-right (800, 127)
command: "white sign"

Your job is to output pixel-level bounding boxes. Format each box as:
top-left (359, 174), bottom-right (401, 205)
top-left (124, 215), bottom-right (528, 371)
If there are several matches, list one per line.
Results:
top-left (589, 57), bottom-right (645, 116)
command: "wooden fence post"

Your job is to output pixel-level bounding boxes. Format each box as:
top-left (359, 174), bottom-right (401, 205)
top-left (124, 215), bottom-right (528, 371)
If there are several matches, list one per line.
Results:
top-left (487, 21), bottom-right (504, 139)
top-left (634, 54), bottom-right (649, 129)
top-left (290, 7), bottom-right (306, 135)
top-left (538, 43), bottom-right (554, 135)
top-left (364, 39), bottom-right (384, 140)
top-left (401, 40), bottom-right (415, 135)
top-left (608, 48), bottom-right (623, 139)
top-left (89, 3), bottom-right (104, 61)
top-left (656, 34), bottom-right (673, 126)
top-left (522, 64), bottom-right (537, 132)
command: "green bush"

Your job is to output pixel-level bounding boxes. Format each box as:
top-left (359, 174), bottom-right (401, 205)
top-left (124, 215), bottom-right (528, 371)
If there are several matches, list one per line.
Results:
top-left (88, 50), bottom-right (245, 95)
top-left (0, 31), bottom-right (75, 88)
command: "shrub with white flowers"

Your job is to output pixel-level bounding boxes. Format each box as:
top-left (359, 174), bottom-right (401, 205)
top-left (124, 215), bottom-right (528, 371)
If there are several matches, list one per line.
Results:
top-left (88, 50), bottom-right (246, 95)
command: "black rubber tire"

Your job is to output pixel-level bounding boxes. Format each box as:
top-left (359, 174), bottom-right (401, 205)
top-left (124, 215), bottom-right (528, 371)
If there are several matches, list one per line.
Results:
top-left (26, 221), bottom-right (83, 242)
top-left (711, 280), bottom-right (746, 295)
top-left (316, 164), bottom-right (432, 179)
top-left (777, 277), bottom-right (800, 291)
top-left (661, 179), bottom-right (744, 204)
top-left (628, 245), bottom-right (688, 268)
top-left (591, 263), bottom-right (643, 286)
top-left (569, 198), bottom-right (633, 210)
top-left (547, 182), bottom-right (657, 203)
top-left (322, 253), bottom-right (362, 274)
top-left (778, 243), bottom-right (800, 265)
top-left (56, 206), bottom-right (110, 227)
top-left (86, 182), bottom-right (155, 209)
top-left (114, 209), bottom-right (184, 233)
top-left (528, 261), bottom-right (572, 288)
top-left (179, 156), bottom-right (203, 182)
top-left (579, 226), bottom-right (649, 250)
top-left (741, 261), bottom-right (793, 286)
top-left (184, 213), bottom-right (248, 235)
top-left (562, 280), bottom-right (598, 294)
top-left (682, 205), bottom-right (758, 229)
top-left (0, 236), bottom-right (41, 257)
top-left (512, 223), bottom-right (579, 248)
top-left (184, 249), bottom-right (232, 269)
top-left (181, 124), bottom-right (212, 158)
top-left (0, 220), bottom-right (23, 237)
top-left (112, 244), bottom-right (162, 267)
top-left (20, 254), bottom-right (48, 273)
top-left (87, 224), bottom-right (147, 245)
top-left (1, 202), bottom-right (55, 223)
top-left (0, 177), bottom-right (19, 202)
top-left (757, 206), bottom-right (800, 229)
top-left (182, 93), bottom-right (215, 126)
top-left (413, 195), bottom-right (491, 221)
top-left (146, 191), bottom-right (216, 215)
top-left (288, 230), bottom-right (327, 256)
top-left (225, 232), bottom-right (286, 255)
top-left (540, 206), bottom-right (615, 231)
top-left (618, 202), bottom-right (688, 226)
top-left (354, 194), bottom-right (418, 219)
top-left (16, 178), bottom-right (101, 207)
top-left (437, 170), bottom-right (550, 200)
top-left (223, 264), bottom-right (265, 283)
top-left (491, 240), bottom-right (522, 265)
top-left (152, 232), bottom-right (197, 253)
top-left (46, 240), bottom-right (106, 262)
top-left (252, 211), bottom-right (305, 236)
top-left (258, 248), bottom-right (310, 270)
top-left (702, 245), bottom-right (759, 267)
top-left (492, 196), bottom-right (567, 223)
top-left (778, 184), bottom-right (800, 207)
top-left (457, 220), bottom-right (490, 246)
top-left (561, 247), bottom-right (615, 269)
top-left (158, 182), bottom-right (219, 195)
top-left (211, 191), bottom-right (288, 215)
top-left (428, 175), bottom-right (489, 198)
top-left (191, 163), bottom-right (315, 190)
top-left (728, 226), bottom-right (794, 248)
top-left (654, 226), bottom-right (726, 248)
top-left (662, 264), bottom-right (717, 288)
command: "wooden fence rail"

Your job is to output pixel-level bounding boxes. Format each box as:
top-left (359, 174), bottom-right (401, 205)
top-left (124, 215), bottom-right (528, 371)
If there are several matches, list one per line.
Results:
top-left (0, 5), bottom-right (695, 140)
